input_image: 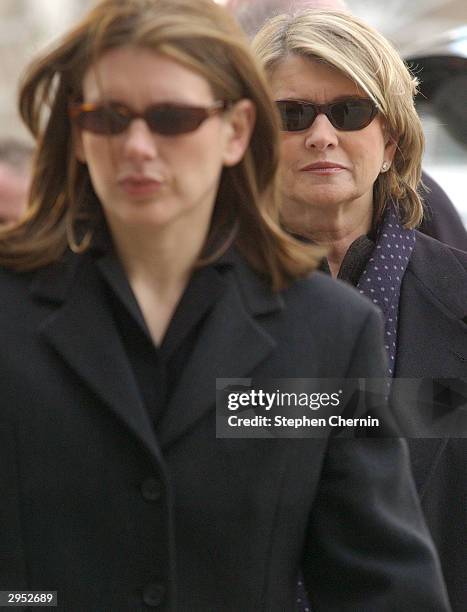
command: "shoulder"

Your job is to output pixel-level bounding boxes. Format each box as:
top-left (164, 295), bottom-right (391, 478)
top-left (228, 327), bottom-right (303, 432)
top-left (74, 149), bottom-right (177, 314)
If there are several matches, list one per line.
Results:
top-left (229, 254), bottom-right (383, 334)
top-left (0, 265), bottom-right (35, 300)
top-left (0, 251), bottom-right (87, 313)
top-left (413, 230), bottom-right (467, 265)
top-left (397, 233), bottom-right (467, 376)
top-left (231, 248), bottom-right (382, 324)
top-left (282, 273), bottom-right (386, 372)
top-left (408, 231), bottom-right (467, 292)
top-left (283, 270), bottom-right (382, 328)
top-left (230, 257), bottom-right (387, 377)
top-left (419, 172), bottom-right (467, 251)
top-left (401, 231), bottom-right (467, 322)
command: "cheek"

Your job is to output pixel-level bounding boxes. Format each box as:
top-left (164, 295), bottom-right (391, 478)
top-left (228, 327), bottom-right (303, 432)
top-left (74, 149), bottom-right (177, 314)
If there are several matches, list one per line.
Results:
top-left (344, 135), bottom-right (384, 175)
top-left (81, 138), bottom-right (115, 185)
top-left (355, 127), bottom-right (386, 163)
top-left (175, 139), bottom-right (224, 185)
top-left (279, 137), bottom-right (299, 169)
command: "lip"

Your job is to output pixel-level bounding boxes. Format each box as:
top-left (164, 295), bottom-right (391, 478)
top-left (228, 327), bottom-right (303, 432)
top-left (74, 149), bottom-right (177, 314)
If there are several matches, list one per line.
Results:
top-left (301, 161), bottom-right (347, 174)
top-left (118, 175), bottom-right (163, 197)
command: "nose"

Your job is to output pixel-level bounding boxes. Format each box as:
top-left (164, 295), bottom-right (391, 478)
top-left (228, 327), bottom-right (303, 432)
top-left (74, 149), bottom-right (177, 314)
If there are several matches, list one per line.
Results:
top-left (121, 118), bottom-right (158, 161)
top-left (304, 113), bottom-right (338, 151)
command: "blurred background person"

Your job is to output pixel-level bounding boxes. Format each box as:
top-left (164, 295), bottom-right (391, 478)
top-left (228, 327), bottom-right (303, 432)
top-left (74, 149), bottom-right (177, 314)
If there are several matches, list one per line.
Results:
top-left (0, 138), bottom-right (32, 226)
top-left (253, 9), bottom-right (467, 609)
top-left (226, 0), bottom-right (467, 252)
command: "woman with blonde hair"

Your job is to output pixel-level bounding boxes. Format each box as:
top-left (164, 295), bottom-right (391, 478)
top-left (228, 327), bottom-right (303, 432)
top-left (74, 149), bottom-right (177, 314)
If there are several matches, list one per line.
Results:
top-left (0, 0), bottom-right (450, 609)
top-left (254, 9), bottom-right (467, 609)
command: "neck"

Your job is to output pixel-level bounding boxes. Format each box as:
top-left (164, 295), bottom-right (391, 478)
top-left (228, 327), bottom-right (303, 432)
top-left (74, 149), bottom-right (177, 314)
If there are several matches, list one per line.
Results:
top-left (283, 198), bottom-right (373, 278)
top-left (107, 218), bottom-right (209, 297)
top-left (106, 217), bottom-right (211, 346)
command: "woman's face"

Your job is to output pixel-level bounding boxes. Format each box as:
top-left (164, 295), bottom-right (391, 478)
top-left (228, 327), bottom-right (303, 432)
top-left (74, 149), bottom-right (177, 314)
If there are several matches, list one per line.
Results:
top-left (75, 46), bottom-right (252, 236)
top-left (270, 55), bottom-right (396, 222)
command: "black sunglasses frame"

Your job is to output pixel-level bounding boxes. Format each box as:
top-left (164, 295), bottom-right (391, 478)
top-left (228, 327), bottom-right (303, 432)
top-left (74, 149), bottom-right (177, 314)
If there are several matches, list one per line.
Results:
top-left (68, 100), bottom-right (229, 136)
top-left (276, 98), bottom-right (378, 132)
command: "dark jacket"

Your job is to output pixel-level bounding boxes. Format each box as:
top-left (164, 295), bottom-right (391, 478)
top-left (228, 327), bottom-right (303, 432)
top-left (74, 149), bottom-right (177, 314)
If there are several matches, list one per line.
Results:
top-left (0, 250), bottom-right (450, 612)
top-left (396, 231), bottom-right (467, 377)
top-left (395, 231), bottom-right (467, 611)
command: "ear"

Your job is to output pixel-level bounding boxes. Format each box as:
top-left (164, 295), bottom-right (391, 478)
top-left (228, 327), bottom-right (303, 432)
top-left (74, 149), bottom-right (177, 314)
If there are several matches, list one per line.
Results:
top-left (384, 136), bottom-right (397, 165)
top-left (221, 99), bottom-right (256, 167)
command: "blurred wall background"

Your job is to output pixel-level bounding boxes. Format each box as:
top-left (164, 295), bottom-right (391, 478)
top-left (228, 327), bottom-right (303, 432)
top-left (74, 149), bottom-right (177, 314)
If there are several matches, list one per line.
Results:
top-left (1, 0), bottom-right (466, 221)
top-left (0, 0), bottom-right (93, 140)
top-left (1, 0), bottom-right (466, 139)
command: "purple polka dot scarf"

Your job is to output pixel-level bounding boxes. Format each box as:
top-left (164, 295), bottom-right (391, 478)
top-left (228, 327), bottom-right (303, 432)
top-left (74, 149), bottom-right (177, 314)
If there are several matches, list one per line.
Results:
top-left (357, 203), bottom-right (416, 376)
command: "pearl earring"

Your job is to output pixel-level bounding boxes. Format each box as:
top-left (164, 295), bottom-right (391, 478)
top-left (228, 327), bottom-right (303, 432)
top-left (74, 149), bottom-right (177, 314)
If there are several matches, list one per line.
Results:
top-left (381, 161), bottom-right (390, 172)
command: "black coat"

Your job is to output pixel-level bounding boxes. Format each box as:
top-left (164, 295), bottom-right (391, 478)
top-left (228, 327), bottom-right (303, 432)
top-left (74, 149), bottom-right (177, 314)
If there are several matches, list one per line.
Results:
top-left (395, 231), bottom-right (467, 611)
top-left (0, 250), bottom-right (450, 611)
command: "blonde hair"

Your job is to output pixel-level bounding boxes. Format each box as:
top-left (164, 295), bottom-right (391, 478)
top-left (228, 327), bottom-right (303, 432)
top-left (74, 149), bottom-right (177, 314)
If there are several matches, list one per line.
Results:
top-left (0, 0), bottom-right (322, 289)
top-left (253, 9), bottom-right (425, 227)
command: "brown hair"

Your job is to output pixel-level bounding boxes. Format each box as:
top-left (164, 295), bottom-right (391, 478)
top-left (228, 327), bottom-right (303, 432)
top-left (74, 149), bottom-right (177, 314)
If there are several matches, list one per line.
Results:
top-left (253, 9), bottom-right (425, 227)
top-left (0, 0), bottom-right (322, 289)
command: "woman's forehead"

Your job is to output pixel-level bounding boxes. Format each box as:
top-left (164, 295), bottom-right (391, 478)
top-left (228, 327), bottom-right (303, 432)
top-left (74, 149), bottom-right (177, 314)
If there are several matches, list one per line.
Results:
top-left (81, 46), bottom-right (214, 105)
top-left (270, 55), bottom-right (362, 100)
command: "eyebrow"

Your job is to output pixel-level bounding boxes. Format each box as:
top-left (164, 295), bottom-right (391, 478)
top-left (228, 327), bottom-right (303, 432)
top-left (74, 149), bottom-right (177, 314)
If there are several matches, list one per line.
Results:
top-left (275, 95), bottom-right (369, 103)
top-left (86, 96), bottom-right (204, 106)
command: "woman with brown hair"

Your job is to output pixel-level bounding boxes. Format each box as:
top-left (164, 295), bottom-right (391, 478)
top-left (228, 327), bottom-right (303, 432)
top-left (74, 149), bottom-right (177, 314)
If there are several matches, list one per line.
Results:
top-left (0, 0), bottom-right (449, 609)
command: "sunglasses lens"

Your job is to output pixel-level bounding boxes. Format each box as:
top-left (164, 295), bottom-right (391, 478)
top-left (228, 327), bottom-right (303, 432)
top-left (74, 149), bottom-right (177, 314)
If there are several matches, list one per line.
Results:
top-left (330, 99), bottom-right (376, 130)
top-left (71, 103), bottom-right (223, 136)
top-left (146, 107), bottom-right (206, 135)
top-left (277, 99), bottom-right (376, 132)
top-left (75, 104), bottom-right (130, 135)
top-left (276, 101), bottom-right (316, 132)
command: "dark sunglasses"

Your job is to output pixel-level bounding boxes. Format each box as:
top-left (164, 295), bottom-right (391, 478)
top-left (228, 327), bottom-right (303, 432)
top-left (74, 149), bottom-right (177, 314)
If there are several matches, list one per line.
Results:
top-left (276, 98), bottom-right (378, 132)
top-left (68, 100), bottom-right (229, 136)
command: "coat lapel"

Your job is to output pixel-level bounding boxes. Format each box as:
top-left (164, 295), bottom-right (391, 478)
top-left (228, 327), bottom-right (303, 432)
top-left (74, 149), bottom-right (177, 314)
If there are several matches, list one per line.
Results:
top-left (157, 259), bottom-right (283, 449)
top-left (396, 233), bottom-right (467, 376)
top-left (32, 251), bottom-right (283, 453)
top-left (31, 253), bottom-right (162, 462)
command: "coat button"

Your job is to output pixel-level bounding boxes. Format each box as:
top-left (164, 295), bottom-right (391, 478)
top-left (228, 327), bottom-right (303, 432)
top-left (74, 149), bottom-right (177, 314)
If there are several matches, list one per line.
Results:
top-left (141, 477), bottom-right (162, 502)
top-left (142, 582), bottom-right (165, 607)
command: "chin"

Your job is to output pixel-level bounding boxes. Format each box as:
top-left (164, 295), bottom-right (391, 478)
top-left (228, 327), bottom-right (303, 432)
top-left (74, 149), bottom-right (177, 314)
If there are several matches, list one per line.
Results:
top-left (293, 176), bottom-right (356, 208)
top-left (299, 193), bottom-right (348, 210)
top-left (105, 204), bottom-right (176, 231)
top-left (126, 211), bottom-right (176, 228)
